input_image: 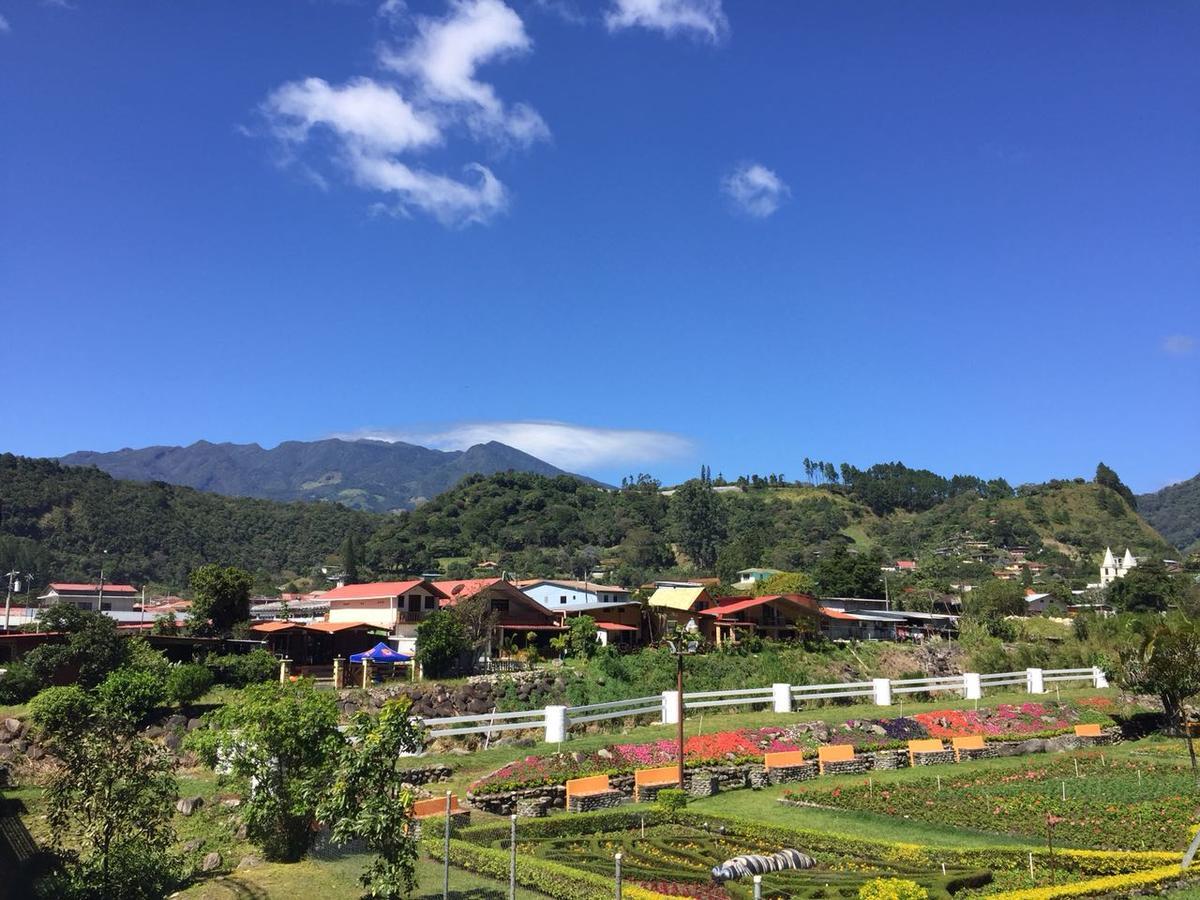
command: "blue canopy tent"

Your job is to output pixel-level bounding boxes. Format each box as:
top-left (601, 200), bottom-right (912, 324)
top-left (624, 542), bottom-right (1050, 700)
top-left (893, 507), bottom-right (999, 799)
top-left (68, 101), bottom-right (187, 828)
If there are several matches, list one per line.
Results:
top-left (350, 642), bottom-right (412, 663)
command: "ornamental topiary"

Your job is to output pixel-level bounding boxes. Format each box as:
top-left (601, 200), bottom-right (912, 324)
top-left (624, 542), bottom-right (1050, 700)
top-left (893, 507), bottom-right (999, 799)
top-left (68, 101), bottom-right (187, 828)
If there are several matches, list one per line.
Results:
top-left (859, 877), bottom-right (929, 900)
top-left (655, 788), bottom-right (688, 813)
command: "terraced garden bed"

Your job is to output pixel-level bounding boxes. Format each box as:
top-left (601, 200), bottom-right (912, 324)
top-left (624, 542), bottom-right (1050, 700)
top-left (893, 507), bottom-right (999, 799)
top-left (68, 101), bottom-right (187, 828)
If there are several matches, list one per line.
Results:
top-left (781, 753), bottom-right (1198, 851)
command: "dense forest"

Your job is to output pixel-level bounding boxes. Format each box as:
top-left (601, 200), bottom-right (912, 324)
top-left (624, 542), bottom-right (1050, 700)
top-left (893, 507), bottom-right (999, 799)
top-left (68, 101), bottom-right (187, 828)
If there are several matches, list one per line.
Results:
top-left (0, 454), bottom-right (379, 592)
top-left (1, 454), bottom-right (1183, 598)
top-left (1138, 472), bottom-right (1200, 554)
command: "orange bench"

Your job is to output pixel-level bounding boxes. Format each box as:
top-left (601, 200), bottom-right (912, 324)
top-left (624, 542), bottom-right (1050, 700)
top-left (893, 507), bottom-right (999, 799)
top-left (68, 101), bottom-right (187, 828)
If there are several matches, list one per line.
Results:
top-left (817, 744), bottom-right (860, 775)
top-left (412, 795), bottom-right (463, 818)
top-left (907, 738), bottom-right (951, 766)
top-left (951, 735), bottom-right (987, 762)
top-left (764, 749), bottom-right (816, 785)
top-left (565, 775), bottom-right (623, 812)
top-left (1074, 724), bottom-right (1102, 738)
top-left (634, 766), bottom-right (680, 802)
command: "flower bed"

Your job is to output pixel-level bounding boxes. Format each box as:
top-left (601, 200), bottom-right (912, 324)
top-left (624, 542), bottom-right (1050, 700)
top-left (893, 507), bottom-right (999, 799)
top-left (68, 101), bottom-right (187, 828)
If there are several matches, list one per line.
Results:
top-left (781, 754), bottom-right (1196, 851)
top-left (468, 701), bottom-right (1110, 796)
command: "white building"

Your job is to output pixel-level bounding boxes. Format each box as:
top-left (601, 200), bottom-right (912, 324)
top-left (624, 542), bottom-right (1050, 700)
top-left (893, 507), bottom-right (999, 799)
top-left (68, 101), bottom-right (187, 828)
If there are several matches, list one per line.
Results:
top-left (1099, 547), bottom-right (1137, 587)
top-left (322, 580), bottom-right (446, 657)
top-left (38, 582), bottom-right (140, 613)
top-left (518, 579), bottom-right (631, 610)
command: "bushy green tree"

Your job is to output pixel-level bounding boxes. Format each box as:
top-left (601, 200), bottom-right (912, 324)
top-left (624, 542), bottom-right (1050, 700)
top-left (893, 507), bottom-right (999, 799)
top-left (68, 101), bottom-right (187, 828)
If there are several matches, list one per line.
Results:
top-left (22, 604), bottom-right (130, 689)
top-left (28, 684), bottom-right (179, 900)
top-left (95, 667), bottom-right (166, 727)
top-left (1107, 559), bottom-right (1183, 613)
top-left (812, 547), bottom-right (883, 598)
top-left (755, 571), bottom-right (816, 597)
top-left (189, 680), bottom-right (342, 861)
top-left (1119, 616), bottom-right (1200, 773)
top-left (188, 564), bottom-right (253, 634)
top-left (668, 480), bottom-right (727, 570)
top-left (1095, 462), bottom-right (1137, 510)
top-left (415, 610), bottom-right (468, 678)
top-left (317, 698), bottom-right (425, 899)
top-left (551, 615), bottom-right (599, 659)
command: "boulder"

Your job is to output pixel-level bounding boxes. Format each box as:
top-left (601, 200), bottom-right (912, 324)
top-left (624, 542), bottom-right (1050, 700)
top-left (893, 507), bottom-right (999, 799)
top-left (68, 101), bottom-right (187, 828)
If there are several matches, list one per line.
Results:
top-left (26, 745), bottom-right (45, 761)
top-left (182, 839), bottom-right (203, 854)
top-left (164, 731), bottom-right (183, 751)
top-left (237, 855), bottom-right (262, 870)
top-left (164, 714), bottom-right (187, 729)
top-left (175, 796), bottom-right (204, 816)
top-left (0, 745), bottom-right (12, 760)
top-left (3, 718), bottom-right (22, 738)
top-left (186, 718), bottom-right (204, 732)
top-left (221, 797), bottom-right (242, 809)
top-left (11, 740), bottom-right (28, 754)
top-left (200, 852), bottom-right (222, 873)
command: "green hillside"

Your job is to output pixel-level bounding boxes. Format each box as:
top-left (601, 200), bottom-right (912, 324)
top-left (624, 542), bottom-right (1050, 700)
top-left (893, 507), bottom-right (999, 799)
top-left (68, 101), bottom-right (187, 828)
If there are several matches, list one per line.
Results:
top-left (1138, 472), bottom-right (1200, 553)
top-left (0, 454), bottom-right (382, 591)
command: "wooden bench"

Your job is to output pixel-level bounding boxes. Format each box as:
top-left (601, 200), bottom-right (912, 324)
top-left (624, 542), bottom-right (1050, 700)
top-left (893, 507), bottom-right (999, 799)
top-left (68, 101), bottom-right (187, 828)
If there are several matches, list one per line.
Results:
top-left (565, 775), bottom-right (624, 813)
top-left (633, 766), bottom-right (680, 802)
top-left (1073, 723), bottom-right (1112, 745)
top-left (763, 750), bottom-right (817, 785)
top-left (908, 739), bottom-right (954, 767)
top-left (817, 744), bottom-right (864, 776)
top-left (951, 735), bottom-right (995, 762)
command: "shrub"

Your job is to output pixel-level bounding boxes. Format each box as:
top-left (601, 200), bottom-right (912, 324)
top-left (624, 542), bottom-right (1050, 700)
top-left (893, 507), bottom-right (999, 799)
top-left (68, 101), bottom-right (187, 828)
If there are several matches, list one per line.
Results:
top-left (0, 662), bottom-right (41, 704)
top-left (654, 788), bottom-right (688, 813)
top-left (96, 667), bottom-right (166, 726)
top-left (204, 649), bottom-right (277, 687)
top-left (28, 685), bottom-right (92, 739)
top-left (165, 664), bottom-right (213, 705)
top-left (859, 878), bottom-right (928, 900)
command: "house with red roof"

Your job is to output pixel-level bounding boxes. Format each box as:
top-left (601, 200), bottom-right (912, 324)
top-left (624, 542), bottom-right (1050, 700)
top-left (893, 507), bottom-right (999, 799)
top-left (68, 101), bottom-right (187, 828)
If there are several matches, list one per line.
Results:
top-left (323, 580), bottom-right (447, 657)
top-left (38, 582), bottom-right (140, 613)
top-left (698, 594), bottom-right (820, 646)
top-left (433, 579), bottom-right (564, 658)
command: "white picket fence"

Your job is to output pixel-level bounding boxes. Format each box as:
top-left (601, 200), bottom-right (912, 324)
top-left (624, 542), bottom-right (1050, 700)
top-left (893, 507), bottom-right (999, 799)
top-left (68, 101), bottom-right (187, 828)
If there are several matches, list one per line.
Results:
top-left (420, 665), bottom-right (1109, 743)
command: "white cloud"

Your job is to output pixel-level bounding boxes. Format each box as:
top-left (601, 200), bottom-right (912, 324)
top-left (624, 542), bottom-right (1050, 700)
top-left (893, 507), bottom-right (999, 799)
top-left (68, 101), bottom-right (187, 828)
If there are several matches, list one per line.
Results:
top-left (721, 162), bottom-right (789, 218)
top-left (605, 0), bottom-right (728, 42)
top-left (336, 420), bottom-right (695, 470)
top-left (350, 152), bottom-right (508, 226)
top-left (257, 0), bottom-right (543, 227)
top-left (0, 14), bottom-right (10, 32)
top-left (1163, 334), bottom-right (1195, 356)
top-left (380, 0), bottom-right (549, 147)
top-left (264, 77), bottom-right (441, 155)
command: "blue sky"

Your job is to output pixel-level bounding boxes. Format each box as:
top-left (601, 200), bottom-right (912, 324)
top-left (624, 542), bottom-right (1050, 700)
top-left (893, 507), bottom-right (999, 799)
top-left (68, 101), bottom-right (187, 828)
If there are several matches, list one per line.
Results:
top-left (1, 0), bottom-right (1197, 492)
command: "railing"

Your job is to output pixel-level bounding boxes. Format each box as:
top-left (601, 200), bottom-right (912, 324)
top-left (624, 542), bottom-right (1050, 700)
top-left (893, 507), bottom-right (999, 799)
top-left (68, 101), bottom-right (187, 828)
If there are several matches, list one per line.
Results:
top-left (414, 665), bottom-right (1108, 743)
top-left (567, 695), bottom-right (663, 724)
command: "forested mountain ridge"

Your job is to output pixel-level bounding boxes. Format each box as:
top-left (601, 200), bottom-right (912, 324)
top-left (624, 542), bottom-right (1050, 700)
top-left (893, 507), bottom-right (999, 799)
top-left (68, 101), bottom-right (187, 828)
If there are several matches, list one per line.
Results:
top-left (0, 454), bottom-right (381, 590)
top-left (61, 437), bottom-right (588, 513)
top-left (1138, 472), bottom-right (1200, 553)
top-left (1, 454), bottom-right (1178, 596)
top-left (363, 466), bottom-right (1176, 588)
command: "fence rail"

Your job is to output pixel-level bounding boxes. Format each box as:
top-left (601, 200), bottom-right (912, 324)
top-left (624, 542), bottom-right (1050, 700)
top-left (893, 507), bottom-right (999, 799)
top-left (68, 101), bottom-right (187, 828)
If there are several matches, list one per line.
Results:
top-left (415, 665), bottom-right (1108, 742)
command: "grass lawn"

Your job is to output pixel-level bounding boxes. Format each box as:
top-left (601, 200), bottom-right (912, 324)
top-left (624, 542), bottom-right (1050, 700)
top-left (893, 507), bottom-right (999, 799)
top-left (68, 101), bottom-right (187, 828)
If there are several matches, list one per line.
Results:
top-left (177, 853), bottom-right (547, 899)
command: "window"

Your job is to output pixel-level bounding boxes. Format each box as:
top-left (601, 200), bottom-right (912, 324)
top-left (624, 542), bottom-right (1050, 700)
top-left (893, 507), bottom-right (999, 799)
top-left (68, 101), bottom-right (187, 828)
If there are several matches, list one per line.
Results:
top-left (408, 595), bottom-right (421, 612)
top-left (100, 602), bottom-right (112, 612)
top-left (560, 595), bottom-right (567, 604)
top-left (491, 599), bottom-right (509, 613)
top-left (424, 596), bottom-right (436, 610)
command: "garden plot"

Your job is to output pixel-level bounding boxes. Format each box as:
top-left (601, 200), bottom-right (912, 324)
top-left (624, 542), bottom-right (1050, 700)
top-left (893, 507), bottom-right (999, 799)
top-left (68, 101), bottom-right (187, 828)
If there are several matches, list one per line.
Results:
top-left (782, 753), bottom-right (1198, 851)
top-left (444, 810), bottom-right (1184, 900)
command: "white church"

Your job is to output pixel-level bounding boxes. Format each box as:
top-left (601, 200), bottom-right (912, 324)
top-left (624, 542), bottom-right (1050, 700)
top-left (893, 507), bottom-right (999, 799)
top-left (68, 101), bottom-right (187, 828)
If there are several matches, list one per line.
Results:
top-left (1099, 547), bottom-right (1138, 587)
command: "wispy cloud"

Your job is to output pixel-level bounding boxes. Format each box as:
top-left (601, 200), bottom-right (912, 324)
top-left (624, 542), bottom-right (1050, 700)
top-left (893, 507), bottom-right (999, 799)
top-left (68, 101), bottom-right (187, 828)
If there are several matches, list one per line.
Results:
top-left (379, 0), bottom-right (549, 148)
top-left (1163, 334), bottom-right (1195, 356)
top-left (258, 0), bottom-right (544, 227)
top-left (334, 420), bottom-right (695, 470)
top-left (0, 14), bottom-right (10, 33)
top-left (721, 162), bottom-right (788, 218)
top-left (605, 0), bottom-right (728, 42)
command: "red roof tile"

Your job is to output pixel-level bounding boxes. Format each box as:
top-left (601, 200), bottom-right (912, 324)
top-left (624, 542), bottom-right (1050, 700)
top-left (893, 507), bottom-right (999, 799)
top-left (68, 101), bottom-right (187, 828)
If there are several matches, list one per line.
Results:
top-left (594, 622), bottom-right (638, 631)
top-left (321, 581), bottom-right (444, 602)
top-left (48, 583), bottom-right (138, 594)
top-left (303, 621), bottom-right (383, 634)
top-left (251, 621), bottom-right (305, 633)
top-left (700, 595), bottom-right (818, 617)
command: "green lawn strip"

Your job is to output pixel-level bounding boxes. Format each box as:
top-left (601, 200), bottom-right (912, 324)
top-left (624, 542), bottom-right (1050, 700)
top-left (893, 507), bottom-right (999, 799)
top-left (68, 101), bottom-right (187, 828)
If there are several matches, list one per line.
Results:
top-left (416, 687), bottom-right (1117, 794)
top-left (176, 852), bottom-right (547, 898)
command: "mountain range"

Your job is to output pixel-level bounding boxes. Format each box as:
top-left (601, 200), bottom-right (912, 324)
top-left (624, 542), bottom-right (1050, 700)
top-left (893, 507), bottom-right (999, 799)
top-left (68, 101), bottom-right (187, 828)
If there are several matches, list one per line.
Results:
top-left (61, 438), bottom-right (587, 513)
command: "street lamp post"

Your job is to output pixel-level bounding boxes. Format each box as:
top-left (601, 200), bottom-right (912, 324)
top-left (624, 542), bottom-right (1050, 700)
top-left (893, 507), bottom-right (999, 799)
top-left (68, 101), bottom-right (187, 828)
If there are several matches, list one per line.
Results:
top-left (666, 618), bottom-right (700, 792)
